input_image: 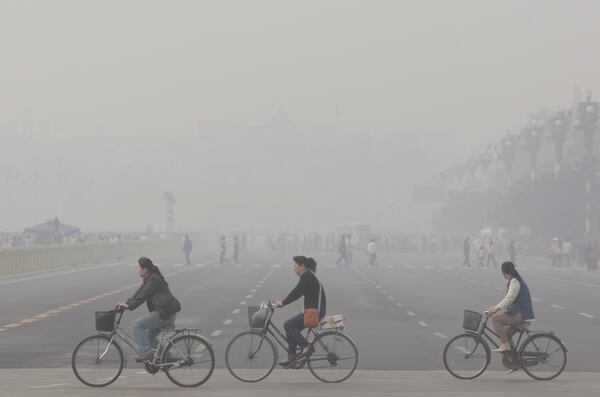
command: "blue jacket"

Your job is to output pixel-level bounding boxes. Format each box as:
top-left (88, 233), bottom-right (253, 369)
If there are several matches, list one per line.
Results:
top-left (505, 276), bottom-right (535, 320)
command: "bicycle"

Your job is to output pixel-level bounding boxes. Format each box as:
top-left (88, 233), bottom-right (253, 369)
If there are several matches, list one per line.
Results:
top-left (443, 309), bottom-right (567, 380)
top-left (72, 306), bottom-right (215, 387)
top-left (225, 300), bottom-right (358, 383)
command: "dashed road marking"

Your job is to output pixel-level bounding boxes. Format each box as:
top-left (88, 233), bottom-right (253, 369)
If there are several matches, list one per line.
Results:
top-left (579, 312), bottom-right (596, 319)
top-left (20, 318), bottom-right (37, 324)
top-left (395, 302), bottom-right (404, 307)
top-left (4, 323), bottom-right (22, 328)
top-left (251, 289), bottom-right (257, 293)
top-left (210, 330), bottom-right (222, 337)
top-left (223, 319), bottom-right (233, 325)
top-left (232, 309), bottom-right (241, 314)
top-left (388, 296), bottom-right (395, 300)
top-left (246, 294), bottom-right (253, 298)
top-left (240, 301), bottom-right (247, 305)
top-left (30, 384), bottom-right (70, 389)
top-left (532, 297), bottom-right (541, 303)
top-left (434, 332), bottom-right (447, 339)
top-left (406, 311), bottom-right (415, 317)
top-left (551, 305), bottom-right (565, 309)
top-left (376, 286), bottom-right (381, 289)
top-left (417, 321), bottom-right (429, 327)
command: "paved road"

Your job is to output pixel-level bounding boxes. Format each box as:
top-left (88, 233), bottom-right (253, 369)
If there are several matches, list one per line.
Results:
top-left (3, 369), bottom-right (600, 397)
top-left (1, 249), bottom-right (599, 393)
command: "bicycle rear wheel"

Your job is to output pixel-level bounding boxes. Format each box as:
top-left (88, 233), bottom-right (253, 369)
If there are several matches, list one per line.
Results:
top-left (225, 330), bottom-right (277, 382)
top-left (443, 333), bottom-right (490, 379)
top-left (72, 334), bottom-right (124, 387)
top-left (163, 334), bottom-right (215, 387)
top-left (520, 333), bottom-right (567, 380)
top-left (307, 331), bottom-right (358, 383)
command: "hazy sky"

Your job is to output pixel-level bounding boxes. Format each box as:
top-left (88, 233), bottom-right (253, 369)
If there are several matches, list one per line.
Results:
top-left (1, 1), bottom-right (600, 232)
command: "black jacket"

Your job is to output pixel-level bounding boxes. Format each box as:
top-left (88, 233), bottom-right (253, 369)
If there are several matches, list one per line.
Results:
top-left (126, 272), bottom-right (181, 319)
top-left (282, 270), bottom-right (326, 311)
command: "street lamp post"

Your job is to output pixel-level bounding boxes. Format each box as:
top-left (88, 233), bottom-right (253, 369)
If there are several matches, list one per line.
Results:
top-left (499, 132), bottom-right (517, 187)
top-left (520, 117), bottom-right (543, 181)
top-left (546, 110), bottom-right (570, 174)
top-left (573, 91), bottom-right (600, 236)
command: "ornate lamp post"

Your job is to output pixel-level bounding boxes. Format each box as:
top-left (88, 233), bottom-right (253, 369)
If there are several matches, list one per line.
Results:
top-left (573, 91), bottom-right (600, 236)
top-left (546, 110), bottom-right (570, 174)
top-left (520, 117), bottom-right (543, 181)
top-left (499, 132), bottom-right (517, 187)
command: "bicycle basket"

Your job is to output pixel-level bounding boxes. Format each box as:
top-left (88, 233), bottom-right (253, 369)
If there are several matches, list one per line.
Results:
top-left (95, 311), bottom-right (116, 332)
top-left (248, 306), bottom-right (268, 329)
top-left (463, 310), bottom-right (482, 332)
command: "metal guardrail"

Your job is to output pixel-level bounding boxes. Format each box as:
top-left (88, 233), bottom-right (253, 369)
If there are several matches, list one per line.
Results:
top-left (0, 239), bottom-right (180, 277)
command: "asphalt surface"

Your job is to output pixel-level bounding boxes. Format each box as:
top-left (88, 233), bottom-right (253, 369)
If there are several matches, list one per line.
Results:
top-left (1, 249), bottom-right (599, 394)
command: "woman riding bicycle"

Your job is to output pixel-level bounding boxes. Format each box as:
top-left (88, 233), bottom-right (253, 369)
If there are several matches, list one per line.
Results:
top-left (274, 256), bottom-right (326, 368)
top-left (486, 261), bottom-right (535, 353)
top-left (118, 257), bottom-right (181, 363)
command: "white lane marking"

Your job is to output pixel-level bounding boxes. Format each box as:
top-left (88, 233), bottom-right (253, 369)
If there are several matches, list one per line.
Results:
top-left (210, 330), bottom-right (222, 337)
top-left (406, 311), bottom-right (415, 317)
top-left (388, 296), bottom-right (395, 300)
top-left (417, 321), bottom-right (429, 327)
top-left (434, 332), bottom-right (447, 339)
top-left (0, 258), bottom-right (133, 285)
top-left (0, 328), bottom-right (6, 332)
top-left (20, 318), bottom-right (37, 324)
top-left (246, 295), bottom-right (253, 298)
top-left (395, 302), bottom-right (404, 307)
top-left (533, 274), bottom-right (600, 289)
top-left (4, 323), bottom-right (22, 328)
top-left (223, 319), bottom-right (233, 325)
top-left (551, 305), bottom-right (565, 309)
top-left (579, 312), bottom-right (596, 319)
top-left (380, 290), bottom-right (387, 294)
top-left (532, 297), bottom-right (541, 303)
top-left (251, 289), bottom-right (257, 293)
top-left (174, 264), bottom-right (185, 267)
top-left (454, 346), bottom-right (468, 354)
top-left (232, 309), bottom-right (241, 314)
top-left (240, 301), bottom-right (247, 305)
top-left (30, 384), bottom-right (70, 389)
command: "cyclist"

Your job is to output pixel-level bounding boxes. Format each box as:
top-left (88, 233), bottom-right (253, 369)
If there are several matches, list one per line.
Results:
top-left (118, 257), bottom-right (181, 363)
top-left (485, 261), bottom-right (535, 353)
top-left (274, 256), bottom-right (326, 368)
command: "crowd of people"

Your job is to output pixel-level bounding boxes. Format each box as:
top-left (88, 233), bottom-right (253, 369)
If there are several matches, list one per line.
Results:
top-left (0, 231), bottom-right (165, 249)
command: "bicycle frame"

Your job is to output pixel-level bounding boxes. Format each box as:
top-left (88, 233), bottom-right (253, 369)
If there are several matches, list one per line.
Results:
top-left (251, 304), bottom-right (338, 359)
top-left (472, 316), bottom-right (530, 352)
top-left (101, 310), bottom-right (205, 368)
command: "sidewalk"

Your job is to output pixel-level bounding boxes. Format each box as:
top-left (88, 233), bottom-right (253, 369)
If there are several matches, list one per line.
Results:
top-left (2, 369), bottom-right (600, 397)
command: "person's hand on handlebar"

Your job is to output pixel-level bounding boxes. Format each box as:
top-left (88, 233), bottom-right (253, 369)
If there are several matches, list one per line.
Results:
top-left (272, 300), bottom-right (284, 308)
top-left (485, 306), bottom-right (499, 316)
top-left (117, 302), bottom-right (129, 310)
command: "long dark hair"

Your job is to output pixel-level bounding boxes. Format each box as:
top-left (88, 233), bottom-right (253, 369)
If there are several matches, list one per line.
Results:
top-left (293, 256), bottom-right (318, 272)
top-left (138, 256), bottom-right (168, 286)
top-left (501, 261), bottom-right (520, 281)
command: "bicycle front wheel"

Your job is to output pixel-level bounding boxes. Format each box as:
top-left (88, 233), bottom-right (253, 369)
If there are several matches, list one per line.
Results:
top-left (225, 330), bottom-right (277, 382)
top-left (307, 331), bottom-right (358, 383)
top-left (163, 334), bottom-right (215, 387)
top-left (443, 333), bottom-right (490, 379)
top-left (520, 333), bottom-right (567, 380)
top-left (72, 334), bottom-right (124, 387)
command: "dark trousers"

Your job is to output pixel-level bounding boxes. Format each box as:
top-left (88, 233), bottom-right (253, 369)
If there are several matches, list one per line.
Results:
top-left (284, 308), bottom-right (326, 355)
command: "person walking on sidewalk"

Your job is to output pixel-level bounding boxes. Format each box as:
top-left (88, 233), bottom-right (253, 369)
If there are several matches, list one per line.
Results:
top-left (182, 235), bottom-right (193, 266)
top-left (462, 237), bottom-right (471, 267)
top-left (487, 241), bottom-right (498, 267)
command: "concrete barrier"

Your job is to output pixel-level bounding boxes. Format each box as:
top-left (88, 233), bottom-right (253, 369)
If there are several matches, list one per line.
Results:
top-left (0, 239), bottom-right (180, 277)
